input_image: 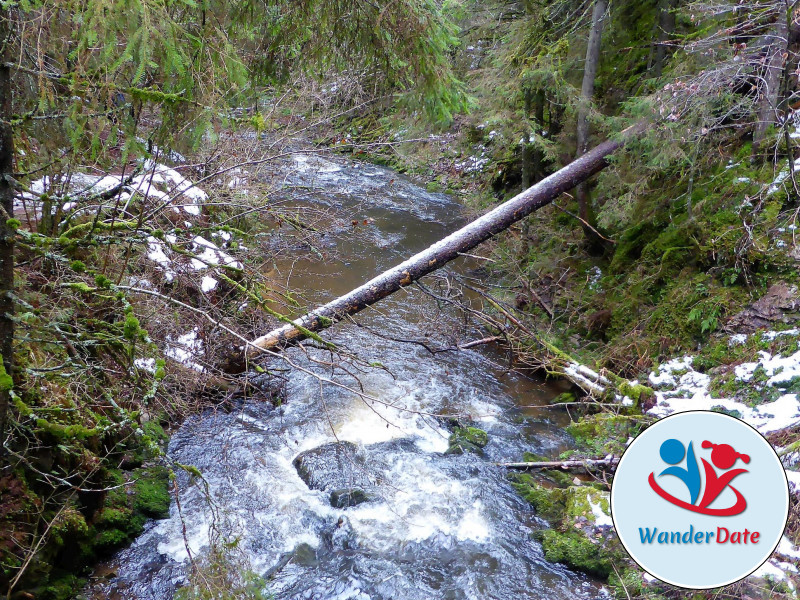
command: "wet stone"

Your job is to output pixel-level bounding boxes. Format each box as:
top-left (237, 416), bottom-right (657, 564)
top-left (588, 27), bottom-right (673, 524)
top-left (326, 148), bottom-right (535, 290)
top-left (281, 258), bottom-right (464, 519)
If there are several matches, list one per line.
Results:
top-left (445, 426), bottom-right (489, 455)
top-left (293, 441), bottom-right (373, 492)
top-left (444, 440), bottom-right (483, 455)
top-left (330, 488), bottom-right (373, 509)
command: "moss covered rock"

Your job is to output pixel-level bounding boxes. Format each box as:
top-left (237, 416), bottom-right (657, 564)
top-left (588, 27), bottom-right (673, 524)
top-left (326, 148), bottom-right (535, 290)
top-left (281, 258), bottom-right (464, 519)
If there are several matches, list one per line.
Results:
top-left (537, 529), bottom-right (613, 578)
top-left (446, 426), bottom-right (489, 455)
top-left (133, 465), bottom-right (171, 519)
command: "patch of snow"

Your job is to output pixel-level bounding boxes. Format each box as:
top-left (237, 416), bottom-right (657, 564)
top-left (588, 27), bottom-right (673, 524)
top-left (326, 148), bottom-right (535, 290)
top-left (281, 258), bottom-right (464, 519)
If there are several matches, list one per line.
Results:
top-left (647, 356), bottom-right (800, 434)
top-left (649, 356), bottom-right (692, 388)
top-left (189, 236), bottom-right (243, 270)
top-left (201, 275), bottom-right (218, 293)
top-left (733, 347), bottom-right (800, 386)
top-left (782, 451), bottom-right (800, 467)
top-left (564, 362), bottom-right (610, 395)
top-left (588, 495), bottom-right (613, 527)
top-left (134, 358), bottom-right (156, 373)
top-left (729, 333), bottom-right (748, 345)
top-left (750, 559), bottom-right (794, 587)
top-left (146, 236), bottom-right (176, 282)
top-left (764, 329), bottom-right (800, 341)
top-left (19, 160), bottom-right (208, 217)
top-left (778, 536), bottom-right (800, 560)
top-left (130, 161), bottom-right (207, 215)
top-left (767, 156), bottom-right (800, 195)
top-left (165, 328), bottom-right (205, 372)
top-left (455, 155), bottom-right (489, 174)
top-left (588, 266), bottom-right (602, 291)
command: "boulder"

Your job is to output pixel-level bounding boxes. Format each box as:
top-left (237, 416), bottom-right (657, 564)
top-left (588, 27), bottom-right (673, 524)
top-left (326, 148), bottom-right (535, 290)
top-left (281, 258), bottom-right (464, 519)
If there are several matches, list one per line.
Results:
top-left (329, 488), bottom-right (373, 509)
top-left (445, 426), bottom-right (489, 455)
top-left (293, 442), bottom-right (376, 509)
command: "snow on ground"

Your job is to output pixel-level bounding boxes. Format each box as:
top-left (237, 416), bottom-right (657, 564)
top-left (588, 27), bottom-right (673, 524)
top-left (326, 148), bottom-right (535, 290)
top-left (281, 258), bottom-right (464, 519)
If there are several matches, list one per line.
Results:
top-left (588, 495), bottom-right (613, 528)
top-left (645, 328), bottom-right (800, 587)
top-left (144, 232), bottom-right (242, 288)
top-left (165, 328), bottom-right (205, 372)
top-left (16, 158), bottom-right (207, 218)
top-left (647, 351), bottom-right (800, 434)
top-left (189, 235), bottom-right (243, 270)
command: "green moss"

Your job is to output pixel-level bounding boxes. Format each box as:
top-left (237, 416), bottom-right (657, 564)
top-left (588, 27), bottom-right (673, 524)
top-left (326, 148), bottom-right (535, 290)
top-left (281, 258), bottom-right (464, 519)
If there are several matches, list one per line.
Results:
top-left (710, 406), bottom-right (743, 419)
top-left (537, 529), bottom-right (613, 578)
top-left (0, 358), bottom-right (13, 392)
top-left (616, 381), bottom-right (652, 406)
top-left (426, 181), bottom-right (442, 193)
top-left (566, 486), bottom-right (609, 521)
top-left (552, 391), bottom-right (576, 404)
top-left (34, 418), bottom-right (99, 440)
top-left (133, 466), bottom-right (171, 519)
top-left (94, 506), bottom-right (133, 529)
top-left (450, 426), bottom-right (488, 447)
top-left (123, 314), bottom-right (141, 340)
top-left (43, 573), bottom-right (86, 600)
top-left (94, 274), bottom-right (112, 289)
top-left (511, 474), bottom-right (569, 523)
top-left (154, 358), bottom-right (167, 381)
top-left (446, 426), bottom-right (489, 454)
top-left (93, 527), bottom-right (132, 551)
top-left (566, 413), bottom-right (646, 456)
top-left (607, 568), bottom-right (647, 598)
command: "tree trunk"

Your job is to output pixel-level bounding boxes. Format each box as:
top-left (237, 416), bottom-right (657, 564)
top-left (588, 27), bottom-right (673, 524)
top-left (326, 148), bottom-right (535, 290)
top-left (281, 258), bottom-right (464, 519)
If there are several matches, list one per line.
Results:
top-left (247, 123), bottom-right (643, 354)
top-left (752, 12), bottom-right (789, 161)
top-left (532, 89), bottom-right (545, 183)
top-left (575, 0), bottom-right (608, 249)
top-left (653, 0), bottom-right (676, 78)
top-left (521, 88), bottom-right (533, 190)
top-left (0, 7), bottom-right (15, 461)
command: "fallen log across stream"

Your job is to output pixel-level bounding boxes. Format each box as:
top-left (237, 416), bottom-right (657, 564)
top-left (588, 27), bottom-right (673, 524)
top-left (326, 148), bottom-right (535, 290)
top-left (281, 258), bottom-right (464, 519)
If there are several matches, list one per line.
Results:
top-left (499, 457), bottom-right (620, 471)
top-left (247, 122), bottom-right (645, 355)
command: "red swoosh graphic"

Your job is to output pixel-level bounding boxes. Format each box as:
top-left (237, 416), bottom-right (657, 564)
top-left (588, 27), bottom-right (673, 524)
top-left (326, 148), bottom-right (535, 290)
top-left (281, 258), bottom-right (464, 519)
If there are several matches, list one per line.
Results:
top-left (648, 472), bottom-right (747, 516)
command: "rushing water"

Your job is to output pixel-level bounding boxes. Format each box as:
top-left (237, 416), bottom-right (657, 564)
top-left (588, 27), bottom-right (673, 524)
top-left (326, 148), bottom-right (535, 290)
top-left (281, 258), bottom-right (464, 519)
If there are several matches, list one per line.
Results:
top-left (93, 153), bottom-right (607, 599)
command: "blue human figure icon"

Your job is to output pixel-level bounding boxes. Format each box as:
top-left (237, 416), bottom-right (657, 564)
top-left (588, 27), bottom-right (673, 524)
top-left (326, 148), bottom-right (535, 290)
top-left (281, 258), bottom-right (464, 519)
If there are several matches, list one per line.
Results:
top-left (658, 438), bottom-right (701, 505)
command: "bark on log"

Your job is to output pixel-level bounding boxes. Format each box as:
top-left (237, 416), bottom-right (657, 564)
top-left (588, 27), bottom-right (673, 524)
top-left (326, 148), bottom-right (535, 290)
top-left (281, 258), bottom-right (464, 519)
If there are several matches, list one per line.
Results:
top-left (247, 123), bottom-right (644, 354)
top-left (499, 457), bottom-right (619, 471)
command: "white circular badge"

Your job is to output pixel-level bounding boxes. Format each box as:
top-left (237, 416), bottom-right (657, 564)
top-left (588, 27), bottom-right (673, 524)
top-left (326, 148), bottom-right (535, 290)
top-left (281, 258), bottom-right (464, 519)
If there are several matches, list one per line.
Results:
top-left (610, 411), bottom-right (789, 589)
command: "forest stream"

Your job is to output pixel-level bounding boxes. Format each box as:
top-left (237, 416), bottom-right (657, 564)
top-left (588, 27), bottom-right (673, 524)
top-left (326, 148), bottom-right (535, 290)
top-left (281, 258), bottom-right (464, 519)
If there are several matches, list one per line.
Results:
top-left (92, 152), bottom-right (608, 600)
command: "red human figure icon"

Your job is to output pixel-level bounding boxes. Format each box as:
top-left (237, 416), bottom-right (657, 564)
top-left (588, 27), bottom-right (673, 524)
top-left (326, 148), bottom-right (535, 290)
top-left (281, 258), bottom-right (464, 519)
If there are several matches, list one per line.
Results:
top-left (698, 441), bottom-right (750, 510)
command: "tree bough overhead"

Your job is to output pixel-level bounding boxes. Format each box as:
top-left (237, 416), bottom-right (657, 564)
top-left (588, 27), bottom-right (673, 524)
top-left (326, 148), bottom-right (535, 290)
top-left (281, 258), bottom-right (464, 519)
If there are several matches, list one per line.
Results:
top-left (247, 123), bottom-right (644, 354)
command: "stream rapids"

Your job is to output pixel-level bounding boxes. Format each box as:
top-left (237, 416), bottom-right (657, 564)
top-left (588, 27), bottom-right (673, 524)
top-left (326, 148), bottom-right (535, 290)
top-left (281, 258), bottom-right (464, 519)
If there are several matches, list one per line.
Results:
top-left (93, 152), bottom-right (609, 600)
